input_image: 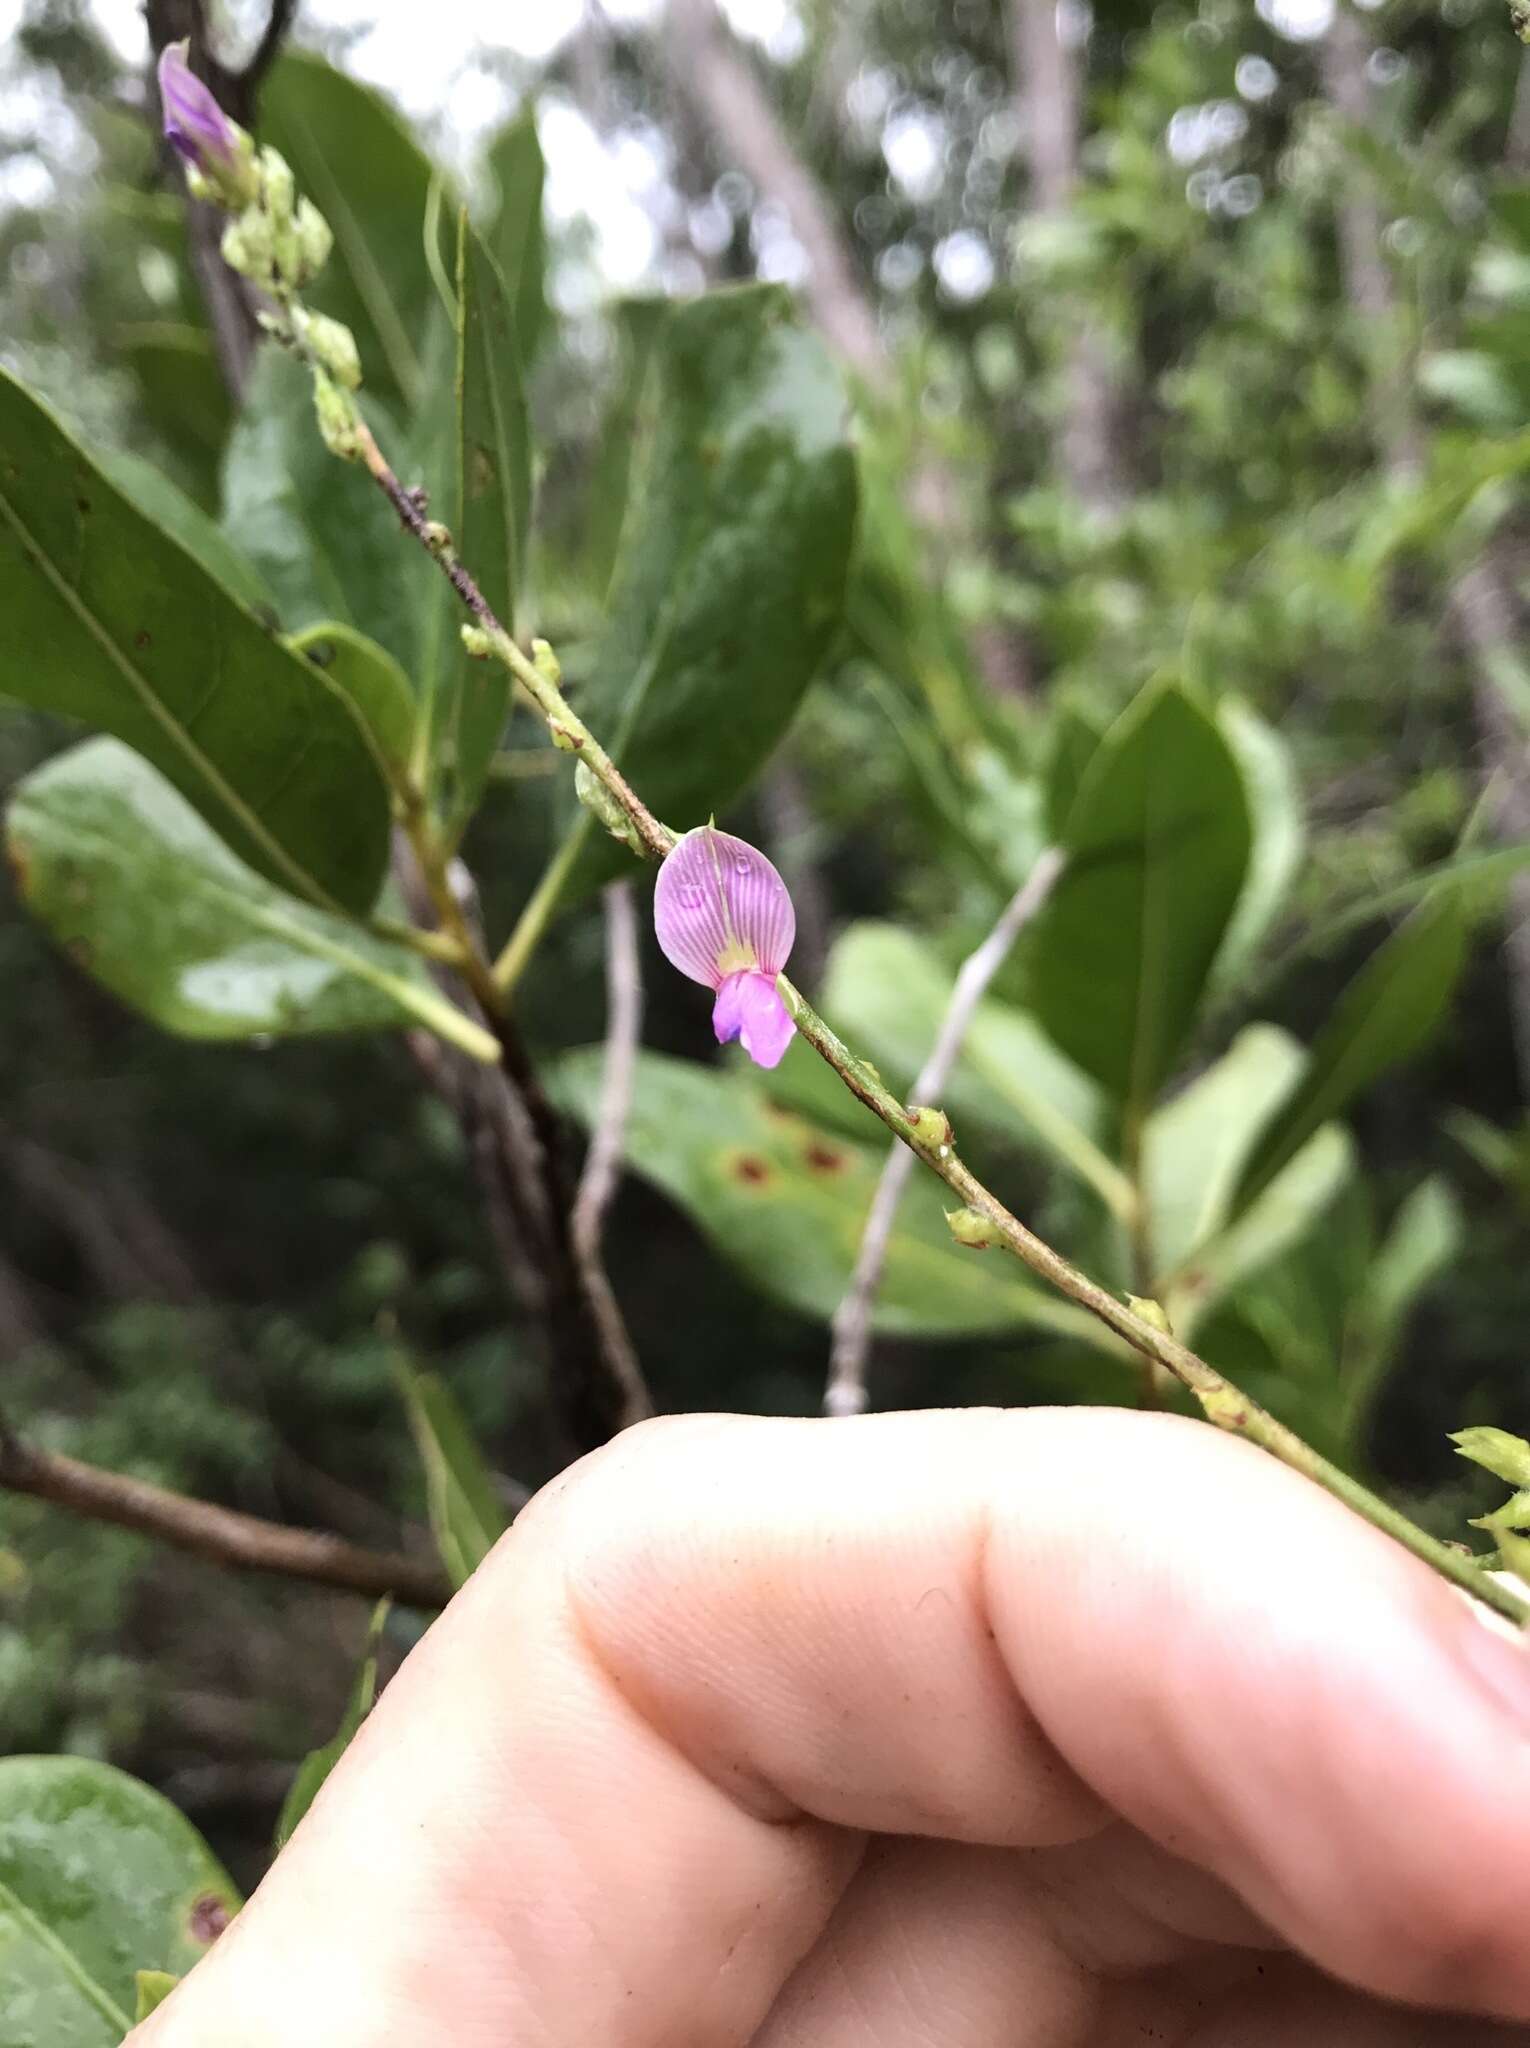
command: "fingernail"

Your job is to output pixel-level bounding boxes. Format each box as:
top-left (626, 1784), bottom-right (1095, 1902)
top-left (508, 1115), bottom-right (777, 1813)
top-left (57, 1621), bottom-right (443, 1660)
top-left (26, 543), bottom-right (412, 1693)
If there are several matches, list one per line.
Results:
top-left (1454, 1582), bottom-right (1530, 1723)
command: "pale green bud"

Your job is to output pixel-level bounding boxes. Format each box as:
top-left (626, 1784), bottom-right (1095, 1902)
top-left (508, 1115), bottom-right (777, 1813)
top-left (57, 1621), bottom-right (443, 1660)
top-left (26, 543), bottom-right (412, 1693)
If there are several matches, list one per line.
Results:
top-left (258, 145), bottom-right (295, 226)
top-left (312, 369), bottom-right (363, 461)
top-left (293, 197), bottom-right (333, 283)
top-left (945, 1207), bottom-right (997, 1250)
top-left (1126, 1294), bottom-right (1173, 1336)
top-left (219, 207), bottom-right (275, 285)
top-left (531, 638), bottom-right (562, 686)
top-left (576, 760), bottom-right (645, 853)
top-left (461, 625), bottom-right (494, 659)
top-left (907, 1105), bottom-right (954, 1155)
top-left (295, 308), bottom-right (361, 390)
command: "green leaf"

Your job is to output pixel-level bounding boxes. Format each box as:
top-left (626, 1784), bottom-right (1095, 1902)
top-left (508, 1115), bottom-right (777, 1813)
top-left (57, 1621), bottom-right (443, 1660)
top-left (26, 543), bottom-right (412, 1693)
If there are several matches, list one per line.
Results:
top-left (259, 52), bottom-right (439, 412)
top-left (113, 323), bottom-right (233, 510)
top-left (1451, 1425), bottom-right (1530, 1489)
top-left (93, 446), bottom-right (271, 614)
top-left (419, 216), bottom-right (530, 824)
top-left (1236, 895), bottom-right (1468, 1208)
top-left (1211, 701), bottom-right (1304, 994)
top-left (551, 1048), bottom-right (1122, 1348)
top-left (1362, 1177), bottom-right (1462, 1366)
top-left (6, 740), bottom-right (493, 1056)
top-left (1143, 1025), bottom-right (1308, 1283)
top-left (484, 105), bottom-right (547, 367)
top-left (819, 922), bottom-right (1131, 1214)
top-left (221, 346), bottom-right (430, 680)
top-left (288, 623), bottom-right (415, 782)
top-left (1043, 700), bottom-right (1103, 840)
top-left (396, 1357), bottom-right (508, 1588)
top-left (0, 369), bottom-right (390, 915)
top-left (547, 286), bottom-right (857, 905)
top-left (1029, 682), bottom-right (1252, 1117)
top-left (0, 1755), bottom-right (239, 2048)
top-left (579, 296), bottom-right (669, 601)
top-left (134, 1970), bottom-right (178, 2023)
top-left (275, 1597), bottom-right (392, 1853)
top-left (1165, 1124), bottom-right (1354, 1340)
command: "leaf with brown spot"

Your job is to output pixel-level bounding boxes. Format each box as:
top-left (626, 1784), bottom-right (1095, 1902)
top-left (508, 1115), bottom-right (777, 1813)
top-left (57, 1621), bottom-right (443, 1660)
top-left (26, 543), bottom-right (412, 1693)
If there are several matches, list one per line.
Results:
top-left (0, 1755), bottom-right (240, 2048)
top-left (551, 1048), bottom-right (1121, 1348)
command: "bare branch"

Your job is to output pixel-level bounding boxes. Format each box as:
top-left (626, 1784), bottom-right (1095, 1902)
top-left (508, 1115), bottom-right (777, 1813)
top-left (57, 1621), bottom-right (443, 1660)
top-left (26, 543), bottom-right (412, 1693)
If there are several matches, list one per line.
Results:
top-left (392, 836), bottom-right (651, 1450)
top-left (572, 884), bottom-right (644, 1260)
top-left (0, 1429), bottom-right (450, 1607)
top-left (825, 848), bottom-right (1066, 1418)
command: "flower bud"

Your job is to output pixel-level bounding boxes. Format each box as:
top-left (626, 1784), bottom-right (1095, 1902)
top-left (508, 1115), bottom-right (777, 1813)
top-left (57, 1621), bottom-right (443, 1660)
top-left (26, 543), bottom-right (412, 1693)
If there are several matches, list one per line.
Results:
top-left (294, 308), bottom-right (361, 390)
top-left (157, 42), bottom-right (259, 207)
top-left (312, 370), bottom-right (363, 461)
top-left (293, 198), bottom-right (334, 283)
top-left (945, 1207), bottom-right (997, 1250)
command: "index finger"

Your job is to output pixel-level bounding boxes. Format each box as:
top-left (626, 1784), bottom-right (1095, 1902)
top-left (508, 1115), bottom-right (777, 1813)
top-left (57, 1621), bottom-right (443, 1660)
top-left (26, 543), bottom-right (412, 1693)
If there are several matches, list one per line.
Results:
top-left (138, 1407), bottom-right (1530, 2045)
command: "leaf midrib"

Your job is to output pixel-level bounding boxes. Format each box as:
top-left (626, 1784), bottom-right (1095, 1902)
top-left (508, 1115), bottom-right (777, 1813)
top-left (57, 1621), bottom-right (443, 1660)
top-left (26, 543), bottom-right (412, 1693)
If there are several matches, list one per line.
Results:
top-left (0, 479), bottom-right (339, 915)
top-left (0, 1872), bottom-right (130, 2035)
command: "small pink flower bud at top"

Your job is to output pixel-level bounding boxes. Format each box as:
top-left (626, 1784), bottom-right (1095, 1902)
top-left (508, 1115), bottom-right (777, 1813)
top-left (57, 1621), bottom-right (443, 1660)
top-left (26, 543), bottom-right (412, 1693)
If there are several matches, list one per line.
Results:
top-left (158, 43), bottom-right (235, 170)
top-left (653, 825), bottom-right (797, 1069)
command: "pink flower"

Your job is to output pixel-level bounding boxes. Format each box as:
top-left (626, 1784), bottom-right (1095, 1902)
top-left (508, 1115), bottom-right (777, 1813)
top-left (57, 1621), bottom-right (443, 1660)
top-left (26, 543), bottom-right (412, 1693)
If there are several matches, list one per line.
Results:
top-left (653, 826), bottom-right (797, 1069)
top-left (157, 42), bottom-right (240, 178)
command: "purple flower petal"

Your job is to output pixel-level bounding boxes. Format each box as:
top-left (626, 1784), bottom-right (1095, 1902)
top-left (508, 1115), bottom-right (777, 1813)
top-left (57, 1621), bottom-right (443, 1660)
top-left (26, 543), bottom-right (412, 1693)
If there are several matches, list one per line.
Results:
top-left (712, 971), bottom-right (747, 1045)
top-left (653, 826), bottom-right (795, 991)
top-left (713, 971), bottom-right (796, 1069)
top-left (158, 41), bottom-right (237, 173)
top-left (736, 972), bottom-right (796, 1067)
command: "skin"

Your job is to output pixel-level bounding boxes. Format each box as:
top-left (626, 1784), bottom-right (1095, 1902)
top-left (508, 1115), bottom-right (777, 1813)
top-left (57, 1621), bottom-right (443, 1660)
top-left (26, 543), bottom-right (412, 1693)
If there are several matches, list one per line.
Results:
top-left (135, 1407), bottom-right (1530, 2046)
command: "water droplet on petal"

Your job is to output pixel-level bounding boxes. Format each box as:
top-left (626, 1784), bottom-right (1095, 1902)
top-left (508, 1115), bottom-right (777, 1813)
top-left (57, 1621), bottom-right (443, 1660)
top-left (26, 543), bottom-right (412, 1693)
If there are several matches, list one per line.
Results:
top-left (679, 885), bottom-right (703, 909)
top-left (733, 856), bottom-right (753, 874)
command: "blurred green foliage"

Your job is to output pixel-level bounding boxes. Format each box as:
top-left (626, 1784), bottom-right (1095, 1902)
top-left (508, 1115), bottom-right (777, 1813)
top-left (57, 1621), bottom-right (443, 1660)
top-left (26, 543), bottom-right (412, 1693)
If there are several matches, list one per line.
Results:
top-left (2, 0), bottom-right (1530, 1954)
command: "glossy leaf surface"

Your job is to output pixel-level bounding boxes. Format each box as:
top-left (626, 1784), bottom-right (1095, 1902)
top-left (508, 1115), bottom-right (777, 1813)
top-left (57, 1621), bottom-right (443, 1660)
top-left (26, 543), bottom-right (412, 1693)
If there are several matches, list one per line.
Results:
top-left (0, 370), bottom-right (389, 913)
top-left (1030, 683), bottom-right (1251, 1116)
top-left (1236, 895), bottom-right (1468, 1206)
top-left (221, 346), bottom-right (429, 680)
top-left (7, 741), bottom-right (457, 1045)
top-left (820, 921), bottom-right (1129, 1214)
top-left (0, 1755), bottom-right (237, 2048)
top-left (554, 1049), bottom-right (1118, 1346)
top-left (420, 218), bottom-right (530, 823)
top-left (485, 105), bottom-right (547, 366)
top-left (549, 286), bottom-right (857, 903)
top-left (258, 53), bottom-right (438, 412)
top-left (1144, 1025), bottom-right (1307, 1282)
top-left (396, 1357), bottom-right (508, 1587)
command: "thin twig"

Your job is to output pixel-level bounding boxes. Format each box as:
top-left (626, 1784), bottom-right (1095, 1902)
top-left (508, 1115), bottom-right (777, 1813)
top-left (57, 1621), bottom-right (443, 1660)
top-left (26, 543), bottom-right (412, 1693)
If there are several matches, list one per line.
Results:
top-left (568, 884), bottom-right (650, 1426)
top-left (825, 848), bottom-right (1066, 1418)
top-left (326, 314), bottom-right (1527, 1626)
top-left (572, 884), bottom-right (643, 1258)
top-left (393, 830), bottom-right (651, 1448)
top-left (0, 1430), bottom-right (449, 1607)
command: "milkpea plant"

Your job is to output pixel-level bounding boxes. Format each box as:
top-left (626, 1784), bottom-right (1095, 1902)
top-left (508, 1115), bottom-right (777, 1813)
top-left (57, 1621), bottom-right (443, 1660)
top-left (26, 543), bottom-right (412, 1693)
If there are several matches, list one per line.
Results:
top-left (1, 40), bottom-right (1529, 2043)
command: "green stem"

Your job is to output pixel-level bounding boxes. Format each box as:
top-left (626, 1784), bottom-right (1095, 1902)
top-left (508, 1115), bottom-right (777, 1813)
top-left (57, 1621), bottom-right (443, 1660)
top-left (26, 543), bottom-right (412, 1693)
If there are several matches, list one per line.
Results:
top-left (494, 821), bottom-right (591, 992)
top-left (329, 363), bottom-right (1529, 1630)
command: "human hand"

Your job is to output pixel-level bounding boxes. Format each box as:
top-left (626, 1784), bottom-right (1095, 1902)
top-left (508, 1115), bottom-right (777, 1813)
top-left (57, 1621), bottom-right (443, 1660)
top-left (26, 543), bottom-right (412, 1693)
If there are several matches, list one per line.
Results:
top-left (133, 1408), bottom-right (1530, 2044)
